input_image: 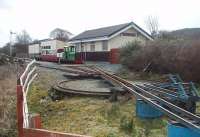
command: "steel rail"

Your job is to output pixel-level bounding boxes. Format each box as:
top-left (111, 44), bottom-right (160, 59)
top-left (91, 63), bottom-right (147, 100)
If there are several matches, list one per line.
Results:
top-left (39, 65), bottom-right (95, 76)
top-left (58, 80), bottom-right (111, 94)
top-left (95, 67), bottom-right (200, 121)
top-left (53, 80), bottom-right (112, 96)
top-left (140, 84), bottom-right (178, 99)
top-left (144, 83), bottom-right (178, 96)
top-left (66, 66), bottom-right (99, 75)
top-left (93, 67), bottom-right (200, 133)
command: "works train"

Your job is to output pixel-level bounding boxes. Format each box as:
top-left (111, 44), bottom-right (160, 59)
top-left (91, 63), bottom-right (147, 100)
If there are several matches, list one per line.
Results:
top-left (39, 46), bottom-right (82, 64)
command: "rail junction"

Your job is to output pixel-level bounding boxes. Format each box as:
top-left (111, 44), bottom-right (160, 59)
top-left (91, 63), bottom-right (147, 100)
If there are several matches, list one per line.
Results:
top-left (40, 64), bottom-right (200, 137)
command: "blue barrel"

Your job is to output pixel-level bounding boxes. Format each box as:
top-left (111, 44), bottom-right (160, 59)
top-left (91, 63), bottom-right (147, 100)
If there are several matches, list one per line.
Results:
top-left (168, 121), bottom-right (200, 137)
top-left (136, 99), bottom-right (163, 118)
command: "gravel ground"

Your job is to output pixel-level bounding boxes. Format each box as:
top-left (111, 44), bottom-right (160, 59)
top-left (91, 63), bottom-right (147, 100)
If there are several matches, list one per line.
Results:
top-left (36, 62), bottom-right (113, 93)
top-left (37, 61), bottom-right (122, 73)
top-left (85, 61), bottom-right (122, 74)
top-left (36, 61), bottom-right (119, 92)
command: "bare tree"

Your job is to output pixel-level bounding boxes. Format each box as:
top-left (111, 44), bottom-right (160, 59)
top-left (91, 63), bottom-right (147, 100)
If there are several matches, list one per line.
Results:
top-left (145, 16), bottom-right (159, 38)
top-left (50, 28), bottom-right (73, 42)
top-left (0, 43), bottom-right (10, 55)
top-left (16, 30), bottom-right (32, 45)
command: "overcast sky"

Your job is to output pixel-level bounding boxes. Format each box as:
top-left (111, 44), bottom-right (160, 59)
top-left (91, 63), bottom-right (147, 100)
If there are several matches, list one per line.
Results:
top-left (0, 0), bottom-right (200, 47)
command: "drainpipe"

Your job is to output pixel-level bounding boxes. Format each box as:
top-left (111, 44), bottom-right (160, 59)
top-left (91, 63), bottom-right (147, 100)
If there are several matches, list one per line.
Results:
top-left (85, 42), bottom-right (87, 62)
top-left (80, 41), bottom-right (83, 62)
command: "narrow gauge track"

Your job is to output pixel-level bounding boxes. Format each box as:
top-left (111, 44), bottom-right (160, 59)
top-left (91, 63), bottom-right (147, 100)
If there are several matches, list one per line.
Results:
top-left (92, 66), bottom-right (200, 133)
top-left (65, 65), bottom-right (99, 75)
top-left (53, 80), bottom-right (112, 97)
top-left (38, 64), bottom-right (200, 133)
top-left (39, 64), bottom-right (98, 76)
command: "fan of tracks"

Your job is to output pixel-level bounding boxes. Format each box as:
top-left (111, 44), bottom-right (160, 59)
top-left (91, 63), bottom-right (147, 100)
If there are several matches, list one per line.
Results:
top-left (40, 64), bottom-right (200, 133)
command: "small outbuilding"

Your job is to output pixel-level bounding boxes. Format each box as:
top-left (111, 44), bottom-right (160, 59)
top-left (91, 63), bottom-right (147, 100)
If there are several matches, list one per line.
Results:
top-left (28, 39), bottom-right (69, 61)
top-left (69, 22), bottom-right (153, 63)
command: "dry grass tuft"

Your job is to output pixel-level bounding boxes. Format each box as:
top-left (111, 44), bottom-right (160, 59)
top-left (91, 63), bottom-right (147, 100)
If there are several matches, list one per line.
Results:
top-left (0, 64), bottom-right (18, 136)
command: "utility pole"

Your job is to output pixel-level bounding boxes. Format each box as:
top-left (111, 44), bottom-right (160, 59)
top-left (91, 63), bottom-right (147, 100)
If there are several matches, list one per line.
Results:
top-left (10, 31), bottom-right (16, 57)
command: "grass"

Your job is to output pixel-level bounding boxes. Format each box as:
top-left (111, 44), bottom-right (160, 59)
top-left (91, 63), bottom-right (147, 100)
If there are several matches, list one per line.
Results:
top-left (27, 68), bottom-right (167, 137)
top-left (28, 85), bottom-right (167, 137)
top-left (0, 64), bottom-right (18, 137)
top-left (117, 68), bottom-right (166, 83)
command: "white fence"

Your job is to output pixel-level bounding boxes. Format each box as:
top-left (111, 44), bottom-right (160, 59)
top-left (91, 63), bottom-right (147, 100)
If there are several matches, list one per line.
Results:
top-left (19, 59), bottom-right (37, 128)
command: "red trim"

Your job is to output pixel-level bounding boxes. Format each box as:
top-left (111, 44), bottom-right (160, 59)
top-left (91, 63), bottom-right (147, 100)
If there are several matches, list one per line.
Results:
top-left (110, 48), bottom-right (120, 64)
top-left (40, 55), bottom-right (58, 62)
top-left (23, 128), bottom-right (90, 137)
top-left (57, 48), bottom-right (64, 53)
top-left (30, 114), bottom-right (42, 129)
top-left (17, 85), bottom-right (24, 137)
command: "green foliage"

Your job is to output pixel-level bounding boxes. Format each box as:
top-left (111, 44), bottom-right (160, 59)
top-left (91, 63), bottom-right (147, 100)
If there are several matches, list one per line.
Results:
top-left (120, 41), bottom-right (143, 69)
top-left (120, 41), bottom-right (142, 59)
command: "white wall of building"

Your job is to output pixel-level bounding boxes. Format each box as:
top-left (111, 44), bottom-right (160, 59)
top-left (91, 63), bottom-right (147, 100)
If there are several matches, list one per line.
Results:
top-left (40, 40), bottom-right (68, 55)
top-left (28, 39), bottom-right (69, 56)
top-left (40, 40), bottom-right (57, 55)
top-left (75, 41), bottom-right (108, 52)
top-left (108, 28), bottom-right (145, 50)
top-left (28, 43), bottom-right (40, 54)
top-left (56, 40), bottom-right (69, 49)
top-left (73, 27), bottom-right (147, 52)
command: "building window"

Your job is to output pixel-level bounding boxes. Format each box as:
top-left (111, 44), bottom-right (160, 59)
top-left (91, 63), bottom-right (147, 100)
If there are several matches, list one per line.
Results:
top-left (90, 44), bottom-right (95, 52)
top-left (81, 45), bottom-right (84, 52)
top-left (46, 50), bottom-right (54, 55)
top-left (121, 32), bottom-right (137, 37)
top-left (42, 46), bottom-right (51, 49)
top-left (75, 43), bottom-right (80, 52)
top-left (41, 51), bottom-right (46, 55)
top-left (102, 41), bottom-right (108, 51)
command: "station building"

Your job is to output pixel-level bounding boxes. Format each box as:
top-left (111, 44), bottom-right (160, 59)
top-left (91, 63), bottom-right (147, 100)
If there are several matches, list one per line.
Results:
top-left (69, 22), bottom-right (153, 63)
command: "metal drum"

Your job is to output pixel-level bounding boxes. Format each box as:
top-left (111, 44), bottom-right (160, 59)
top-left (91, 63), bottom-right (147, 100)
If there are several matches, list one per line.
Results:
top-left (168, 121), bottom-right (200, 137)
top-left (136, 99), bottom-right (163, 118)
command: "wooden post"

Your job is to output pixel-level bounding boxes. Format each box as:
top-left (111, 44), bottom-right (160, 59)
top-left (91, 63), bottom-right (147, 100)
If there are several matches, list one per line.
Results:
top-left (29, 113), bottom-right (42, 128)
top-left (17, 85), bottom-right (24, 137)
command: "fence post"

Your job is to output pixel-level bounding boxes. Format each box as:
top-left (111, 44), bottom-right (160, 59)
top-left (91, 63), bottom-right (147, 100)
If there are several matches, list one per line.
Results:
top-left (17, 85), bottom-right (24, 137)
top-left (29, 113), bottom-right (42, 128)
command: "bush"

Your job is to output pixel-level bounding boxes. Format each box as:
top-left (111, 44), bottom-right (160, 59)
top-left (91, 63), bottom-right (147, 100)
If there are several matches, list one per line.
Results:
top-left (120, 41), bottom-right (143, 71)
top-left (120, 39), bottom-right (200, 82)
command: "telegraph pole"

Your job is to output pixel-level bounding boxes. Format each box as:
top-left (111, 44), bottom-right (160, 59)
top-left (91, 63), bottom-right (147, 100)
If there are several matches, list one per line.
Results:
top-left (9, 31), bottom-right (16, 57)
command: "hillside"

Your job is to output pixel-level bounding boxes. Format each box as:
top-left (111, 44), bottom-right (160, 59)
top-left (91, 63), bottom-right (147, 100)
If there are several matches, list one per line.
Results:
top-left (170, 28), bottom-right (200, 39)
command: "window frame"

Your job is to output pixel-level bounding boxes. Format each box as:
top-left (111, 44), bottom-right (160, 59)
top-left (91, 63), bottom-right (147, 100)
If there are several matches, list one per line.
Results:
top-left (90, 44), bottom-right (95, 52)
top-left (102, 40), bottom-right (108, 51)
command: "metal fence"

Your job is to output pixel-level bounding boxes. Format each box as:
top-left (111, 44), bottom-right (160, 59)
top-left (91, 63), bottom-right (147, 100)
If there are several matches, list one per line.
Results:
top-left (19, 59), bottom-right (37, 128)
top-left (16, 59), bottom-right (90, 137)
